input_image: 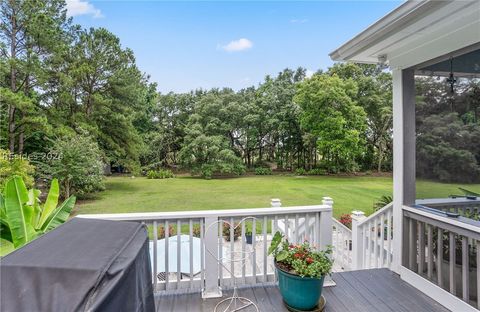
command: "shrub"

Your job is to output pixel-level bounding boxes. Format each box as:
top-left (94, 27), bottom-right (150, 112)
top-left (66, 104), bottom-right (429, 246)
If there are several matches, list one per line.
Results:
top-left (146, 169), bottom-right (174, 179)
top-left (0, 149), bottom-right (35, 189)
top-left (255, 167), bottom-right (272, 175)
top-left (373, 195), bottom-right (393, 211)
top-left (222, 222), bottom-right (241, 241)
top-left (268, 231), bottom-right (333, 278)
top-left (36, 133), bottom-right (104, 198)
top-left (307, 168), bottom-right (327, 176)
top-left (294, 168), bottom-right (307, 176)
top-left (338, 213), bottom-right (352, 229)
top-left (158, 224), bottom-right (176, 239)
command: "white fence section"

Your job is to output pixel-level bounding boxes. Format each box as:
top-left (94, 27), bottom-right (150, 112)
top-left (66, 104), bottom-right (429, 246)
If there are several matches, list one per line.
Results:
top-left (351, 203), bottom-right (394, 270)
top-left (77, 202), bottom-right (333, 296)
top-left (331, 218), bottom-right (352, 271)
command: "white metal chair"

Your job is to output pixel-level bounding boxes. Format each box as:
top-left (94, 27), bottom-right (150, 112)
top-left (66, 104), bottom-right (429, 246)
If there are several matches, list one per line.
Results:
top-left (204, 217), bottom-right (260, 312)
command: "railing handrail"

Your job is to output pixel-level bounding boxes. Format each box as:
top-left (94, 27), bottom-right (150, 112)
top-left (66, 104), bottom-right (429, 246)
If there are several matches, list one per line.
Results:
top-left (403, 205), bottom-right (480, 236)
top-left (76, 204), bottom-right (332, 221)
top-left (332, 217), bottom-right (352, 233)
top-left (356, 202), bottom-right (393, 227)
top-left (416, 197), bottom-right (480, 206)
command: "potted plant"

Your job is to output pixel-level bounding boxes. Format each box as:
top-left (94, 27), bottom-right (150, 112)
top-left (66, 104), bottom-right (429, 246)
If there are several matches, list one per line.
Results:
top-left (268, 231), bottom-right (333, 311)
top-left (245, 230), bottom-right (253, 244)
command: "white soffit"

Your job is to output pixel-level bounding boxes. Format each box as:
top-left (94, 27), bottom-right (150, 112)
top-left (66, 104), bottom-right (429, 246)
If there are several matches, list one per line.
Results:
top-left (330, 0), bottom-right (480, 70)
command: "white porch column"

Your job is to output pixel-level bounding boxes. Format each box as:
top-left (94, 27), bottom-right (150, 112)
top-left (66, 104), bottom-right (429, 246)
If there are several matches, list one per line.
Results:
top-left (392, 68), bottom-right (416, 273)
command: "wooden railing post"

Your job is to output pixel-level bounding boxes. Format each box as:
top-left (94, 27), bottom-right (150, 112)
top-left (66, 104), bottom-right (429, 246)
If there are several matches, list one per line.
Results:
top-left (202, 216), bottom-right (222, 298)
top-left (351, 210), bottom-right (366, 270)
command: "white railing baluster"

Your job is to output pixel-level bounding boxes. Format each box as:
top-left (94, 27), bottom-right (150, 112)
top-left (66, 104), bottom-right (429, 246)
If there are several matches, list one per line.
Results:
top-left (462, 236), bottom-right (469, 302)
top-left (200, 218), bottom-right (205, 289)
top-left (387, 209), bottom-right (392, 268)
top-left (380, 214), bottom-right (385, 267)
top-left (263, 216), bottom-right (268, 282)
top-left (230, 217), bottom-right (234, 280)
top-left (241, 221), bottom-right (246, 281)
top-left (165, 220), bottom-right (169, 289)
top-left (177, 220), bottom-right (181, 287)
top-left (252, 218), bottom-right (256, 283)
top-left (437, 228), bottom-right (443, 287)
top-left (449, 232), bottom-right (456, 295)
top-left (189, 219), bottom-right (194, 288)
top-left (153, 220), bottom-right (158, 291)
top-left (294, 214), bottom-right (299, 244)
top-left (427, 224), bottom-right (433, 279)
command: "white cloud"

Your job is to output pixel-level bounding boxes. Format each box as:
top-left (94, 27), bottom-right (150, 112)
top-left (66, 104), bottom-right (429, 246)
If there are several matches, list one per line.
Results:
top-left (66, 0), bottom-right (103, 18)
top-left (290, 19), bottom-right (308, 24)
top-left (306, 69), bottom-right (314, 78)
top-left (220, 38), bottom-right (253, 52)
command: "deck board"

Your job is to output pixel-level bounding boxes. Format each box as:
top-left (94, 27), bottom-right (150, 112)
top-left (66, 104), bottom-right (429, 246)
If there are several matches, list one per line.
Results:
top-left (155, 268), bottom-right (450, 312)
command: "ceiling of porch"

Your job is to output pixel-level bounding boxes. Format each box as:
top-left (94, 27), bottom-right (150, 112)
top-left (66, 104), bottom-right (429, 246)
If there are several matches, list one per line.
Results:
top-left (416, 48), bottom-right (480, 78)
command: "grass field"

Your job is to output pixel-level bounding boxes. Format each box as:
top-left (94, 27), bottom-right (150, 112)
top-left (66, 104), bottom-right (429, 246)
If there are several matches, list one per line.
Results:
top-left (74, 175), bottom-right (480, 218)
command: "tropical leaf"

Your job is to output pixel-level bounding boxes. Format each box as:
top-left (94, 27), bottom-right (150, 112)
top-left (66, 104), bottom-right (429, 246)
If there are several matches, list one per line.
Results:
top-left (0, 193), bottom-right (6, 221)
top-left (0, 238), bottom-right (15, 257)
top-left (0, 222), bottom-right (12, 244)
top-left (4, 176), bottom-right (36, 248)
top-left (38, 179), bottom-right (59, 228)
top-left (41, 196), bottom-right (76, 232)
top-left (28, 189), bottom-right (42, 227)
top-left (459, 187), bottom-right (480, 197)
top-left (0, 193), bottom-right (12, 243)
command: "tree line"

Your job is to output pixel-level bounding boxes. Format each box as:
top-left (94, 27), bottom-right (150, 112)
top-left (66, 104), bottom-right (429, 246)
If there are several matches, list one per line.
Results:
top-left (1, 0), bottom-right (478, 195)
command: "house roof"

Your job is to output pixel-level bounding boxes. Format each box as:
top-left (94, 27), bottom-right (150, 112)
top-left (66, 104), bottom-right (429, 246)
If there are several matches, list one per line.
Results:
top-left (330, 0), bottom-right (480, 72)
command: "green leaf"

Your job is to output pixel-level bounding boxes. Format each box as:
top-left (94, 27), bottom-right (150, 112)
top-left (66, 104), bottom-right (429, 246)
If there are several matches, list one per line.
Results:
top-left (268, 231), bottom-right (283, 255)
top-left (4, 176), bottom-right (36, 248)
top-left (0, 238), bottom-right (15, 257)
top-left (28, 189), bottom-right (42, 228)
top-left (276, 250), bottom-right (288, 262)
top-left (41, 196), bottom-right (76, 232)
top-left (38, 179), bottom-right (59, 228)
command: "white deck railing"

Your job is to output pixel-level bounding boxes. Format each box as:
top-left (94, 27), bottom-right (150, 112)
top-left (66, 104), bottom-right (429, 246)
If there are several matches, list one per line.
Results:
top-left (331, 218), bottom-right (352, 270)
top-left (349, 203), bottom-right (394, 270)
top-left (77, 201), bottom-right (333, 296)
top-left (402, 202), bottom-right (480, 311)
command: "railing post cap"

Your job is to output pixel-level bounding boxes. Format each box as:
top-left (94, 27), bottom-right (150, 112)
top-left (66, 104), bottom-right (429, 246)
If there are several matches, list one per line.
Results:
top-left (271, 198), bottom-right (282, 207)
top-left (352, 210), bottom-right (365, 217)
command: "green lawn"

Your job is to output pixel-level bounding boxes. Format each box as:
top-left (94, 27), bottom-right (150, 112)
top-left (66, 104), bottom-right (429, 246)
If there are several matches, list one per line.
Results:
top-left (74, 175), bottom-right (480, 218)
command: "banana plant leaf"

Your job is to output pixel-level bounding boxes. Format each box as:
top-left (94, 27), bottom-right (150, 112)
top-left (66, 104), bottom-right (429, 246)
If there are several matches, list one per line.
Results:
top-left (38, 179), bottom-right (59, 229)
top-left (459, 187), bottom-right (480, 196)
top-left (4, 177), bottom-right (37, 248)
top-left (0, 193), bottom-right (12, 242)
top-left (0, 238), bottom-right (15, 256)
top-left (41, 196), bottom-right (76, 232)
top-left (28, 189), bottom-right (42, 228)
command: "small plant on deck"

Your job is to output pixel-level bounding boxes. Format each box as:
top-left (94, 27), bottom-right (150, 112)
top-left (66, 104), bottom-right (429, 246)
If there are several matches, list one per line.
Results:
top-left (268, 231), bottom-right (333, 278)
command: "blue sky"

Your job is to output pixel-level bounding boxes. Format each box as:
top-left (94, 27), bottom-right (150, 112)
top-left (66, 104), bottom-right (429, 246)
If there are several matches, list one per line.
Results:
top-left (68, 1), bottom-right (402, 93)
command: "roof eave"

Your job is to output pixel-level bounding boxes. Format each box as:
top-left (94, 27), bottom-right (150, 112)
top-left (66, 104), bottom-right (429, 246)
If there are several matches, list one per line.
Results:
top-left (329, 0), bottom-right (444, 63)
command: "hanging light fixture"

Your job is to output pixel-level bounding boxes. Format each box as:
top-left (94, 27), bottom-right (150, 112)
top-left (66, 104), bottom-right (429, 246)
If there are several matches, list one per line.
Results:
top-left (446, 57), bottom-right (457, 94)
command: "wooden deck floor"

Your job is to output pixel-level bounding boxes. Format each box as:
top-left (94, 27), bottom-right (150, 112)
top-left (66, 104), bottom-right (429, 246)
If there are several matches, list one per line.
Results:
top-left (155, 268), bottom-right (450, 312)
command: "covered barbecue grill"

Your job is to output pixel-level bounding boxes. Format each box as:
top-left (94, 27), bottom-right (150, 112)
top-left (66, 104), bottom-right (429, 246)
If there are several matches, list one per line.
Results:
top-left (0, 218), bottom-right (155, 312)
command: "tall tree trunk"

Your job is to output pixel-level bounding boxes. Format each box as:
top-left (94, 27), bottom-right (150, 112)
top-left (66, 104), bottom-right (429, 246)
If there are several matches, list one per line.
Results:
top-left (8, 2), bottom-right (17, 153)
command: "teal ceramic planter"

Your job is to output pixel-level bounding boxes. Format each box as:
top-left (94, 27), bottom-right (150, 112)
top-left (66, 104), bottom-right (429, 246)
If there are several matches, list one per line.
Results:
top-left (276, 264), bottom-right (324, 311)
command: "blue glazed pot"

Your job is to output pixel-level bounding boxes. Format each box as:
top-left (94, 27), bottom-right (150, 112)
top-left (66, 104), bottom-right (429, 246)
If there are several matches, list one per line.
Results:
top-left (276, 263), bottom-right (324, 311)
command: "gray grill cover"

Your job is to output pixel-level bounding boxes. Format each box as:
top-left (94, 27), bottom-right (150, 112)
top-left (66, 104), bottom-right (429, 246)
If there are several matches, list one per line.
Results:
top-left (0, 218), bottom-right (155, 312)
